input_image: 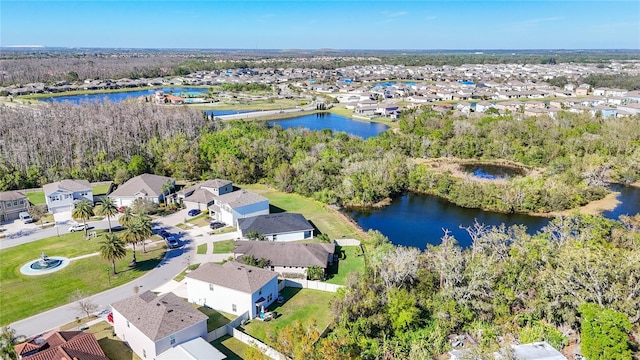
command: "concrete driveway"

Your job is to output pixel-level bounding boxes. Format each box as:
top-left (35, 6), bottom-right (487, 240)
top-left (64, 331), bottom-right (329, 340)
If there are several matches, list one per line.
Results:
top-left (53, 210), bottom-right (73, 224)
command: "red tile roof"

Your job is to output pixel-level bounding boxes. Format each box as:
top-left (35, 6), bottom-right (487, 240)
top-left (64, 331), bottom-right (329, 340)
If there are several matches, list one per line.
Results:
top-left (15, 331), bottom-right (108, 360)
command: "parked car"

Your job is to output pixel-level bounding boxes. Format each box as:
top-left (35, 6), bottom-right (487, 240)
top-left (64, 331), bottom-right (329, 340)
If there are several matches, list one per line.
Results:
top-left (209, 221), bottom-right (225, 230)
top-left (187, 209), bottom-right (201, 216)
top-left (166, 236), bottom-right (179, 249)
top-left (69, 223), bottom-right (88, 232)
top-left (118, 206), bottom-right (127, 213)
top-left (19, 211), bottom-right (34, 224)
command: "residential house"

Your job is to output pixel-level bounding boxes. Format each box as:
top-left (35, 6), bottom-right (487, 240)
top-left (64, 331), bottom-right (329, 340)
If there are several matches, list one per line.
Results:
top-left (0, 191), bottom-right (29, 222)
top-left (108, 173), bottom-right (175, 207)
top-left (575, 84), bottom-right (590, 96)
top-left (617, 102), bottom-right (640, 115)
top-left (590, 105), bottom-right (618, 118)
top-left (155, 337), bottom-right (227, 360)
top-left (43, 179), bottom-right (93, 215)
top-left (178, 179), bottom-right (234, 210)
top-left (210, 190), bottom-right (269, 226)
top-left (237, 213), bottom-right (314, 241)
top-left (186, 262), bottom-right (279, 319)
top-left (111, 291), bottom-right (208, 360)
top-left (233, 240), bottom-right (335, 278)
top-left (475, 101), bottom-right (495, 113)
top-left (14, 331), bottom-right (108, 360)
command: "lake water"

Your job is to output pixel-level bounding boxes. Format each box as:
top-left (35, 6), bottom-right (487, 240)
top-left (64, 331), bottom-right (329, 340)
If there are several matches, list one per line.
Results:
top-left (40, 87), bottom-right (208, 104)
top-left (350, 186), bottom-right (640, 249)
top-left (269, 113), bottom-right (389, 139)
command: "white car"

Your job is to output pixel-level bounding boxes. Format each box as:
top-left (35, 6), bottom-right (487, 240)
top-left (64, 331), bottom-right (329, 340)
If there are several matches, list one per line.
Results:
top-left (69, 223), bottom-right (88, 232)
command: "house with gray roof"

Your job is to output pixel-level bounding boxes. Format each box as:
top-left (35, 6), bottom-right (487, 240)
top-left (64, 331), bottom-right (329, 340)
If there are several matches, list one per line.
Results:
top-left (43, 179), bottom-right (93, 215)
top-left (0, 190), bottom-right (29, 222)
top-left (234, 240), bottom-right (335, 278)
top-left (186, 261), bottom-right (278, 319)
top-left (237, 213), bottom-right (314, 241)
top-left (209, 190), bottom-right (269, 226)
top-left (108, 173), bottom-right (175, 207)
top-left (178, 179), bottom-right (233, 210)
top-left (111, 290), bottom-right (208, 360)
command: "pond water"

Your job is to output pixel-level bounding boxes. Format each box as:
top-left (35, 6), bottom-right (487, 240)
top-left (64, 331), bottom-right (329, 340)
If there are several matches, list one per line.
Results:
top-left (350, 186), bottom-right (640, 250)
top-left (462, 164), bottom-right (525, 179)
top-left (269, 113), bottom-right (389, 139)
top-left (39, 87), bottom-right (208, 104)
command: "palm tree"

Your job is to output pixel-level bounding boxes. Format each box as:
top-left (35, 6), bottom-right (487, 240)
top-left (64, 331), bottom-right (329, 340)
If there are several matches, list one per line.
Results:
top-left (118, 206), bottom-right (134, 228)
top-left (0, 326), bottom-right (24, 360)
top-left (95, 199), bottom-right (118, 233)
top-left (135, 214), bottom-right (153, 253)
top-left (99, 233), bottom-right (126, 275)
top-left (121, 224), bottom-right (143, 265)
top-left (72, 200), bottom-right (94, 237)
top-left (161, 181), bottom-right (174, 207)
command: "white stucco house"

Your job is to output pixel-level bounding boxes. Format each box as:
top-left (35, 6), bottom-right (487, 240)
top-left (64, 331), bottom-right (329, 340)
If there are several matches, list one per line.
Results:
top-left (237, 213), bottom-right (314, 241)
top-left (209, 190), bottom-right (269, 226)
top-left (110, 291), bottom-right (208, 360)
top-left (186, 261), bottom-right (279, 319)
top-left (178, 179), bottom-right (234, 210)
top-left (108, 173), bottom-right (175, 207)
top-left (43, 179), bottom-right (93, 215)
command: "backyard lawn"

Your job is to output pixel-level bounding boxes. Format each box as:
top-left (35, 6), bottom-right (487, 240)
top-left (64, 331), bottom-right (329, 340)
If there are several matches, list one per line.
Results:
top-left (213, 240), bottom-right (236, 253)
top-left (85, 321), bottom-right (141, 360)
top-left (241, 287), bottom-right (335, 346)
top-left (91, 183), bottom-right (112, 196)
top-left (26, 191), bottom-right (46, 205)
top-left (0, 230), bottom-right (166, 324)
top-left (196, 305), bottom-right (235, 332)
top-left (210, 334), bottom-right (252, 360)
top-left (240, 184), bottom-right (363, 241)
top-left (325, 245), bottom-right (366, 285)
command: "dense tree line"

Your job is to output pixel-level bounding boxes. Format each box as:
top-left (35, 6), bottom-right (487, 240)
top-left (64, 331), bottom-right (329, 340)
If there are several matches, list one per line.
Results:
top-left (581, 74), bottom-right (640, 91)
top-left (2, 103), bottom-right (639, 214)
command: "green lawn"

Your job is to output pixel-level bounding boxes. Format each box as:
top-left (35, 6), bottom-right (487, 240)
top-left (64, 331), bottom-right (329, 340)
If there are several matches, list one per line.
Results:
top-left (26, 191), bottom-right (46, 205)
top-left (196, 305), bottom-right (235, 332)
top-left (213, 240), bottom-right (236, 254)
top-left (91, 184), bottom-right (112, 196)
top-left (85, 321), bottom-right (141, 360)
top-left (174, 263), bottom-right (200, 282)
top-left (197, 243), bottom-right (208, 254)
top-left (211, 334), bottom-right (252, 360)
top-left (0, 230), bottom-right (166, 325)
top-left (187, 212), bottom-right (211, 227)
top-left (240, 184), bottom-right (363, 241)
top-left (325, 245), bottom-right (365, 285)
top-left (241, 287), bottom-right (335, 346)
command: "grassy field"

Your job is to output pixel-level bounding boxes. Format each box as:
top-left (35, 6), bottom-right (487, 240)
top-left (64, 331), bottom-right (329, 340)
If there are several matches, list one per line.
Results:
top-left (326, 245), bottom-right (366, 285)
top-left (0, 230), bottom-right (166, 325)
top-left (187, 213), bottom-right (212, 227)
top-left (26, 191), bottom-right (46, 205)
top-left (195, 98), bottom-right (300, 111)
top-left (240, 184), bottom-right (364, 241)
top-left (241, 287), bottom-right (335, 346)
top-left (196, 305), bottom-right (235, 332)
top-left (91, 184), bottom-right (112, 196)
top-left (174, 263), bottom-right (200, 282)
top-left (213, 240), bottom-right (236, 254)
top-left (197, 243), bottom-right (208, 254)
top-left (211, 334), bottom-right (252, 360)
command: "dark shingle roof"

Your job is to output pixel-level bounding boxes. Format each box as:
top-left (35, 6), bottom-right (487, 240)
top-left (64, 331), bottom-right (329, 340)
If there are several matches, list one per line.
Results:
top-left (110, 291), bottom-right (207, 341)
top-left (216, 190), bottom-right (267, 208)
top-left (109, 173), bottom-right (174, 198)
top-left (234, 241), bottom-right (334, 268)
top-left (238, 213), bottom-right (313, 236)
top-left (178, 179), bottom-right (232, 196)
top-left (186, 261), bottom-right (277, 293)
top-left (42, 179), bottom-right (91, 195)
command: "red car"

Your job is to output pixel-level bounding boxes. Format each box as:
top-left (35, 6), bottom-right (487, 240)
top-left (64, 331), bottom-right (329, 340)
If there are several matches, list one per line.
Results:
top-left (118, 206), bottom-right (127, 213)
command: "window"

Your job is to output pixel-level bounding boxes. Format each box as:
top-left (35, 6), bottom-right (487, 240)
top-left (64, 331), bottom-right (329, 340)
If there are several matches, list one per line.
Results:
top-left (209, 284), bottom-right (214, 291)
top-left (13, 201), bottom-right (17, 206)
top-left (7, 202), bottom-right (11, 208)
top-left (259, 289), bottom-right (262, 295)
top-left (232, 304), bottom-right (237, 312)
top-left (19, 200), bottom-right (24, 205)
top-left (170, 336), bottom-right (175, 345)
top-left (143, 349), bottom-right (146, 358)
top-left (267, 294), bottom-right (273, 302)
top-left (126, 320), bottom-right (130, 328)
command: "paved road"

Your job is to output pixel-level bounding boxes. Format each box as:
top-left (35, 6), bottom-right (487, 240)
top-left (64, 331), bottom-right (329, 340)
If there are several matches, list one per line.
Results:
top-left (8, 219), bottom-right (196, 338)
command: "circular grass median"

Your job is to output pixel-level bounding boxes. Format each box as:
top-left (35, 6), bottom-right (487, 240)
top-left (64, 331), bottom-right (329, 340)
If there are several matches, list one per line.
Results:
top-left (0, 229), bottom-right (166, 325)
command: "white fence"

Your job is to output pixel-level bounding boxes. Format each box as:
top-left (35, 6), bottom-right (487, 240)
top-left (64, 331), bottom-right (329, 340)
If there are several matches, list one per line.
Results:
top-left (283, 279), bottom-right (344, 292)
top-left (334, 238), bottom-right (361, 246)
top-left (232, 328), bottom-right (289, 360)
top-left (206, 310), bottom-right (250, 342)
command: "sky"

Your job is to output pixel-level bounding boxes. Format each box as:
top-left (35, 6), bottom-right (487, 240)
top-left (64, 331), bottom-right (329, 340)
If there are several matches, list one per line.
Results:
top-left (2, 1), bottom-right (639, 50)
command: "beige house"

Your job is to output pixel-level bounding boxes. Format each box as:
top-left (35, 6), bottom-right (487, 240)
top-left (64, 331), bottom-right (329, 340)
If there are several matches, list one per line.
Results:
top-left (0, 190), bottom-right (30, 222)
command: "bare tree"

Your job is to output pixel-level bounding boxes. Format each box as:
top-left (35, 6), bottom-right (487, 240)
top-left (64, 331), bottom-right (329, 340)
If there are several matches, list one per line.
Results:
top-left (69, 289), bottom-right (99, 320)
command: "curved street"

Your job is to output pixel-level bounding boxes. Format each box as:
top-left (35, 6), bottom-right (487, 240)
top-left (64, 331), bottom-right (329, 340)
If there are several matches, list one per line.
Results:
top-left (6, 209), bottom-right (230, 338)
